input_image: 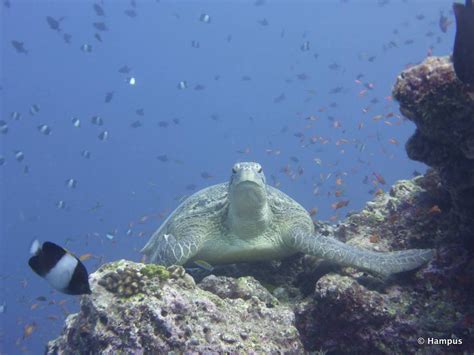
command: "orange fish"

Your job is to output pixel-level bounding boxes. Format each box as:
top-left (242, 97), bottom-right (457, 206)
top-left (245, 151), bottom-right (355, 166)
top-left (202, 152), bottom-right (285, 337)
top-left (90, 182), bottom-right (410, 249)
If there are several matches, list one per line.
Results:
top-left (23, 322), bottom-right (37, 339)
top-left (309, 207), bottom-right (318, 217)
top-left (79, 253), bottom-right (94, 262)
top-left (428, 205), bottom-right (442, 215)
top-left (373, 172), bottom-right (386, 185)
top-left (335, 178), bottom-right (344, 186)
top-left (331, 200), bottom-right (349, 210)
top-left (388, 138), bottom-right (399, 145)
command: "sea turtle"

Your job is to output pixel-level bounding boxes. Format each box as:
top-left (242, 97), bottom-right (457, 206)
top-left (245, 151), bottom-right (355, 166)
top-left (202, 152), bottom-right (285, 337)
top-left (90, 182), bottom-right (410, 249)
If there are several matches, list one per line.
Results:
top-left (141, 162), bottom-right (433, 276)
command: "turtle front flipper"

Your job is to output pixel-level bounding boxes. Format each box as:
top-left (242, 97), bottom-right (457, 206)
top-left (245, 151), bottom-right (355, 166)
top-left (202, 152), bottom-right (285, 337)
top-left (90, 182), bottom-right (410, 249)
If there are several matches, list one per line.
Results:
top-left (140, 232), bottom-right (200, 266)
top-left (287, 230), bottom-right (434, 277)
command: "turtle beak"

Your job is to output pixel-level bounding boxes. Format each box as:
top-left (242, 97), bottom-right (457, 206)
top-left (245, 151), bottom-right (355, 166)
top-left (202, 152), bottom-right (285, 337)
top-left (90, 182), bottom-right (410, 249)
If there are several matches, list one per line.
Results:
top-left (233, 168), bottom-right (265, 187)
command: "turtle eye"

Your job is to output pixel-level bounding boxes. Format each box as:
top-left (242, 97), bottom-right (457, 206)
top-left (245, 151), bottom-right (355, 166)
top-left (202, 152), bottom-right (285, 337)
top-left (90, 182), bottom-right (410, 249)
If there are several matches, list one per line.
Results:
top-left (257, 167), bottom-right (262, 173)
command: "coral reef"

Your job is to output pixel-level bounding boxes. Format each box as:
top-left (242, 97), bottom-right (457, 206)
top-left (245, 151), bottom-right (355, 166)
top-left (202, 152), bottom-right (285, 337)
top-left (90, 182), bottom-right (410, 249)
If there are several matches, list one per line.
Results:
top-left (47, 173), bottom-right (473, 354)
top-left (46, 260), bottom-right (302, 354)
top-left (295, 172), bottom-right (473, 354)
top-left (46, 57), bottom-right (474, 354)
top-left (393, 56), bottom-right (474, 237)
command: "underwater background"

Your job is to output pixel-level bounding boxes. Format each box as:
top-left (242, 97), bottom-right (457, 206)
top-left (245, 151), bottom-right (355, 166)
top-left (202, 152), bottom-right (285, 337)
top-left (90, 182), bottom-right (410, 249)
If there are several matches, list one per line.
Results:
top-left (1, 0), bottom-right (455, 352)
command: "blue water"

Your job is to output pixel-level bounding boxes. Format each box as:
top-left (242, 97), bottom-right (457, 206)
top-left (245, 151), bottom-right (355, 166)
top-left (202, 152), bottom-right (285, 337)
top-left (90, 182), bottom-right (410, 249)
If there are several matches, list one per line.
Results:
top-left (1, 0), bottom-right (453, 352)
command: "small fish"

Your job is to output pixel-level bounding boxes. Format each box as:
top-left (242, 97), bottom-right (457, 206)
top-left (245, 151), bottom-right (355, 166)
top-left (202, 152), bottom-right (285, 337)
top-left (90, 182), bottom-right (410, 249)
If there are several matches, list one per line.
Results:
top-left (130, 120), bottom-right (142, 128)
top-left (300, 41), bottom-right (310, 51)
top-left (199, 13), bottom-right (211, 23)
top-left (88, 201), bottom-right (103, 212)
top-left (11, 40), bottom-right (28, 54)
top-left (23, 322), bottom-right (37, 339)
top-left (93, 3), bottom-right (105, 16)
top-left (11, 111), bottom-right (21, 120)
top-left (79, 253), bottom-right (94, 261)
top-left (193, 259), bottom-right (214, 271)
top-left (104, 91), bottom-right (114, 103)
top-left (30, 104), bottom-right (40, 115)
top-left (80, 44), bottom-right (92, 53)
top-left (273, 93), bottom-right (286, 103)
top-left (373, 172), bottom-right (386, 185)
top-left (118, 65), bottom-right (131, 74)
top-left (331, 200), bottom-right (350, 210)
top-left (296, 73), bottom-right (309, 80)
top-left (136, 108), bottom-right (144, 116)
top-left (157, 154), bottom-right (168, 162)
top-left (14, 150), bottom-right (25, 162)
top-left (105, 233), bottom-right (115, 240)
top-left (65, 178), bottom-right (77, 189)
top-left (257, 18), bottom-right (269, 26)
top-left (28, 240), bottom-right (91, 295)
top-left (63, 33), bottom-right (72, 43)
top-left (177, 81), bottom-right (187, 90)
top-left (158, 121), bottom-right (169, 128)
top-left (0, 120), bottom-right (8, 134)
top-left (56, 200), bottom-right (66, 209)
top-left (124, 9), bottom-right (137, 17)
top-left (46, 16), bottom-right (63, 32)
top-left (98, 131), bottom-right (108, 141)
top-left (37, 124), bottom-right (51, 135)
top-left (0, 301), bottom-right (6, 314)
top-left (81, 150), bottom-right (91, 159)
top-left (71, 117), bottom-right (80, 127)
top-left (191, 40), bottom-right (200, 48)
top-left (95, 33), bottom-right (103, 42)
top-left (93, 22), bottom-right (108, 31)
top-left (428, 205), bottom-right (442, 215)
top-left (127, 77), bottom-right (136, 85)
top-left (91, 116), bottom-right (104, 125)
top-left (36, 296), bottom-right (47, 302)
top-left (0, 156), bottom-right (5, 166)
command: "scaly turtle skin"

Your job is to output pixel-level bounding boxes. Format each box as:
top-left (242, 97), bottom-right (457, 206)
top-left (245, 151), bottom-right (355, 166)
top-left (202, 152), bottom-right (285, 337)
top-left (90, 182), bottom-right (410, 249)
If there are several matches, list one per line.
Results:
top-left (141, 162), bottom-right (434, 276)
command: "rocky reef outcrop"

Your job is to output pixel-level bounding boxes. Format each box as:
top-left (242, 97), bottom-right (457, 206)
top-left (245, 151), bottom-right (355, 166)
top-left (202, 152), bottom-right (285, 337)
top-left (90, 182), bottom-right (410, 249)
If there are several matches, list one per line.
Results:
top-left (295, 171), bottom-right (473, 353)
top-left (46, 261), bottom-right (302, 354)
top-left (393, 56), bottom-right (474, 238)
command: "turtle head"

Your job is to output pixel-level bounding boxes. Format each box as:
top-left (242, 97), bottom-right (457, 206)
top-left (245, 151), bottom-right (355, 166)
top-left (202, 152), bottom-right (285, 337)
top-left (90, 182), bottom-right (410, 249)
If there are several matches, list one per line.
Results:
top-left (228, 162), bottom-right (268, 223)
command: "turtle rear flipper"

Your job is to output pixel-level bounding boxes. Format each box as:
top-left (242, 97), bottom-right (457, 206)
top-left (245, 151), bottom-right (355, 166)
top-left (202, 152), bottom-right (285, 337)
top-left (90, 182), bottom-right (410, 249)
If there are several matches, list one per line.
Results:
top-left (453, 0), bottom-right (474, 86)
top-left (288, 231), bottom-right (434, 277)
